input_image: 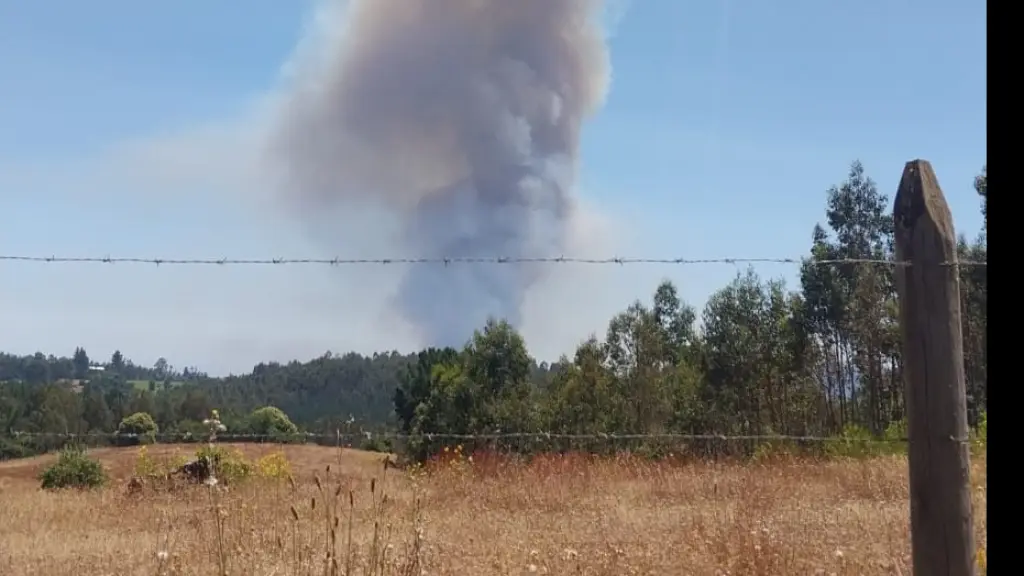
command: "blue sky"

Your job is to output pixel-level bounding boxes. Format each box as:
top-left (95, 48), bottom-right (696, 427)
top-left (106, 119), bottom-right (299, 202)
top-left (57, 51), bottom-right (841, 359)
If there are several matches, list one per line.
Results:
top-left (0, 0), bottom-right (987, 375)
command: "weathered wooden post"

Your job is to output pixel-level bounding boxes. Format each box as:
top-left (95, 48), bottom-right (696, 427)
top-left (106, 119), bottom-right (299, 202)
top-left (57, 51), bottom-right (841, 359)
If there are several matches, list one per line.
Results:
top-left (893, 159), bottom-right (977, 576)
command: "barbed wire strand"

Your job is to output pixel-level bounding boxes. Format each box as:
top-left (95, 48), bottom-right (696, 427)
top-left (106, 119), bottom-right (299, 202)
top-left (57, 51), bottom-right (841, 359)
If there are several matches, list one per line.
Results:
top-left (3, 430), bottom-right (913, 444)
top-left (0, 254), bottom-right (987, 267)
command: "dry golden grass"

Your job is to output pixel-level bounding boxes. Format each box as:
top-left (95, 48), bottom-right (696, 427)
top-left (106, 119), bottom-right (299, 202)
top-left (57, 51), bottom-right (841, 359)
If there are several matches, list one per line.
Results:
top-left (0, 444), bottom-right (987, 576)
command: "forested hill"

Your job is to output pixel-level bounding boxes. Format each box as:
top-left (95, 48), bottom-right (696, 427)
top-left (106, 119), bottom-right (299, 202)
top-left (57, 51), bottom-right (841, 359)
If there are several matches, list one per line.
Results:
top-left (0, 348), bottom-right (561, 437)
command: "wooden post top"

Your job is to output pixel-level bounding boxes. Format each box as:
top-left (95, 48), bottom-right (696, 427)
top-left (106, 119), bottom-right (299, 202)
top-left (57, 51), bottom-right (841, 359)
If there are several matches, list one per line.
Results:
top-left (893, 160), bottom-right (956, 260)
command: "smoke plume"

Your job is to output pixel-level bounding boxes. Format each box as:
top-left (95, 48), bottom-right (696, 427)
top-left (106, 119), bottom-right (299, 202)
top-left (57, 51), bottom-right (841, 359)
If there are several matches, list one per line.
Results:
top-left (270, 0), bottom-right (612, 348)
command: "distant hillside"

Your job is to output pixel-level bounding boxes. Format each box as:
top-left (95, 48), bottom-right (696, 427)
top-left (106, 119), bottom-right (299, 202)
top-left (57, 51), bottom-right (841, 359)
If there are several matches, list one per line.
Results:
top-left (0, 348), bottom-right (561, 454)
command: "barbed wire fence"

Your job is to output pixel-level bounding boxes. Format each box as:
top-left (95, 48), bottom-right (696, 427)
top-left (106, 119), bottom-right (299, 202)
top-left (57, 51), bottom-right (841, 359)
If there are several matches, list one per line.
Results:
top-left (0, 250), bottom-right (985, 462)
top-left (0, 254), bottom-right (988, 267)
top-left (0, 429), bottom-right (923, 465)
top-left (1, 430), bottom-right (912, 443)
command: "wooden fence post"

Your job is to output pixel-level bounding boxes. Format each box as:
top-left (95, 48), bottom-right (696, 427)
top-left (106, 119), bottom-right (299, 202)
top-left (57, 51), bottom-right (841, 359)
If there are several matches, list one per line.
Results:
top-left (893, 159), bottom-right (977, 576)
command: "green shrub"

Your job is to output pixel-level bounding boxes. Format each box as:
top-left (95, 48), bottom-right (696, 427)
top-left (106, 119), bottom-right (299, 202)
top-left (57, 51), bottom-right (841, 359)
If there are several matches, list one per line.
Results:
top-left (248, 406), bottom-right (299, 438)
top-left (881, 419), bottom-right (908, 455)
top-left (195, 445), bottom-right (253, 484)
top-left (39, 445), bottom-right (108, 490)
top-left (751, 439), bottom-right (794, 462)
top-left (359, 436), bottom-right (393, 453)
top-left (971, 411), bottom-right (987, 456)
top-left (825, 424), bottom-right (878, 459)
top-left (116, 412), bottom-right (159, 446)
top-left (0, 437), bottom-right (32, 460)
top-left (819, 422), bottom-right (909, 459)
top-left (882, 418), bottom-right (907, 441)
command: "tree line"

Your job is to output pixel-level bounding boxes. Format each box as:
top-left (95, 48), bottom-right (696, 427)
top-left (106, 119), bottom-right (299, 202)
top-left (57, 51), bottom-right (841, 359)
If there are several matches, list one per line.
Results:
top-left (0, 161), bottom-right (987, 460)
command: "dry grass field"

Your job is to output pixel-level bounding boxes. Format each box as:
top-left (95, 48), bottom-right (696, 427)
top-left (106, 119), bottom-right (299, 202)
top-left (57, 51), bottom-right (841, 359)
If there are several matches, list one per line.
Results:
top-left (0, 443), bottom-right (987, 576)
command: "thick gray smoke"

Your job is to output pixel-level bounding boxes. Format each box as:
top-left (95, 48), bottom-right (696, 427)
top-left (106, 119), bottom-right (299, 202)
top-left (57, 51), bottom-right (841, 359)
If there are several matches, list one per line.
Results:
top-left (271, 0), bottom-right (611, 348)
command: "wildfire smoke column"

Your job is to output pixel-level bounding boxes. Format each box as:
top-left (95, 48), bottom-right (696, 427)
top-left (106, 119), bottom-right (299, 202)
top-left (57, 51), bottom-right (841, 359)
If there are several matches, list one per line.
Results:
top-left (271, 0), bottom-right (612, 347)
